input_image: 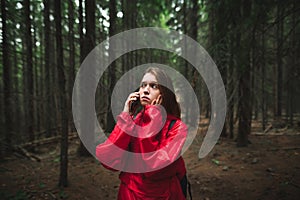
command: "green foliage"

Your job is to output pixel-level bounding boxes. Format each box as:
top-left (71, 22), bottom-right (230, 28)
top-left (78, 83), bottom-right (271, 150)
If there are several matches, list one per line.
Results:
top-left (136, 0), bottom-right (172, 27)
top-left (211, 158), bottom-right (220, 166)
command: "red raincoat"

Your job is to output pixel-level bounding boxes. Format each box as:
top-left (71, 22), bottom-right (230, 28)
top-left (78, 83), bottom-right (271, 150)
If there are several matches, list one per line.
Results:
top-left (96, 105), bottom-right (187, 200)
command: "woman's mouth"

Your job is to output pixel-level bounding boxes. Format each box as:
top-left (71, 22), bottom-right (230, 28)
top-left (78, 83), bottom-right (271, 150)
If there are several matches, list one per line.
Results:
top-left (141, 96), bottom-right (150, 102)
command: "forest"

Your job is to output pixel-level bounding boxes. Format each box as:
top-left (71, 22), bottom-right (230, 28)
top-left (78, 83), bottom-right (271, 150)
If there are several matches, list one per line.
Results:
top-left (1, 0), bottom-right (300, 199)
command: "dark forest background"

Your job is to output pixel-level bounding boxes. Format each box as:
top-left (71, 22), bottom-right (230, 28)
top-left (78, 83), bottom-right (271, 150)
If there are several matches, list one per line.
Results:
top-left (1, 0), bottom-right (300, 188)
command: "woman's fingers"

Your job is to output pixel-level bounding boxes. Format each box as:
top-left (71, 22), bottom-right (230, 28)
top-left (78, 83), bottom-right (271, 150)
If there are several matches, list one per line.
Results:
top-left (151, 95), bottom-right (162, 105)
top-left (128, 92), bottom-right (139, 102)
top-left (124, 92), bottom-right (139, 113)
top-left (157, 95), bottom-right (162, 104)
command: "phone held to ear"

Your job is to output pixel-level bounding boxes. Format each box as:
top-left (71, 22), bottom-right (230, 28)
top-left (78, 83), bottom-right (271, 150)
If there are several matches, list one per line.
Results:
top-left (129, 88), bottom-right (140, 113)
top-left (130, 96), bottom-right (140, 112)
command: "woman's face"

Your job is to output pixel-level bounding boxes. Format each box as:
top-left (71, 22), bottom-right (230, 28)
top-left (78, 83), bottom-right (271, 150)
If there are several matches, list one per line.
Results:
top-left (139, 73), bottom-right (161, 106)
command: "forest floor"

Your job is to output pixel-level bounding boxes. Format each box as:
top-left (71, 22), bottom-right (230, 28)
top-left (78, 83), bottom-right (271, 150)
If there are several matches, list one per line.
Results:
top-left (1, 121), bottom-right (300, 200)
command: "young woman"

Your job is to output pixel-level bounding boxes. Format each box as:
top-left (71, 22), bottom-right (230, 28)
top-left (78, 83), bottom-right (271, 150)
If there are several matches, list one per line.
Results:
top-left (96, 67), bottom-right (188, 200)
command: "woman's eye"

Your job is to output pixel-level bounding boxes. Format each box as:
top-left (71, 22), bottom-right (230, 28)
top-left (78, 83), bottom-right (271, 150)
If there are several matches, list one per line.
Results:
top-left (140, 82), bottom-right (158, 89)
top-left (150, 83), bottom-right (158, 89)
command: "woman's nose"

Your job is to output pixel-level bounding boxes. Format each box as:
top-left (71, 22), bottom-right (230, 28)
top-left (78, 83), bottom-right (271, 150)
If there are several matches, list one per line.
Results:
top-left (143, 85), bottom-right (150, 94)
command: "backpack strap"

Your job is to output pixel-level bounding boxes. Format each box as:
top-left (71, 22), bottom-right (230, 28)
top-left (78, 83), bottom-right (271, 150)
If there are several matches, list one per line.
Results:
top-left (180, 174), bottom-right (193, 200)
top-left (168, 119), bottom-right (176, 130)
top-left (187, 179), bottom-right (192, 200)
top-left (167, 119), bottom-right (176, 137)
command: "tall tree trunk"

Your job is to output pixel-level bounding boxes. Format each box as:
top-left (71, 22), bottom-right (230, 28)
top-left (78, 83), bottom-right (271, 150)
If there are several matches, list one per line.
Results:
top-left (85, 0), bottom-right (95, 50)
top-left (39, 23), bottom-right (45, 134)
top-left (21, 22), bottom-right (28, 138)
top-left (55, 0), bottom-right (69, 187)
top-left (130, 0), bottom-right (137, 68)
top-left (206, 0), bottom-right (217, 120)
top-left (287, 0), bottom-right (297, 126)
top-left (228, 0), bottom-right (241, 139)
top-left (43, 0), bottom-right (52, 137)
top-left (77, 0), bottom-right (86, 156)
top-left (182, 0), bottom-right (188, 76)
top-left (228, 34), bottom-right (235, 139)
top-left (261, 33), bottom-right (267, 130)
top-left (123, 0), bottom-right (137, 71)
top-left (251, 16), bottom-right (258, 121)
top-left (32, 3), bottom-right (41, 133)
top-left (275, 1), bottom-right (284, 118)
top-left (122, 0), bottom-right (129, 70)
top-left (2, 0), bottom-right (13, 154)
top-left (237, 0), bottom-right (252, 147)
top-left (261, 8), bottom-right (267, 131)
top-left (11, 12), bottom-right (21, 144)
top-left (77, 0), bottom-right (96, 156)
top-left (24, 0), bottom-right (35, 146)
top-left (106, 0), bottom-right (117, 133)
top-left (121, 0), bottom-right (126, 73)
top-left (79, 0), bottom-right (85, 63)
top-left (190, 0), bottom-right (200, 127)
top-left (68, 0), bottom-right (75, 132)
top-left (50, 2), bottom-right (58, 136)
top-left (182, 0), bottom-right (191, 124)
top-left (215, 0), bottom-right (228, 137)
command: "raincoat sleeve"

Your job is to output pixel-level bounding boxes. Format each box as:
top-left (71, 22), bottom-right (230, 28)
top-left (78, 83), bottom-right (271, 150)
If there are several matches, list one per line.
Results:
top-left (143, 119), bottom-right (187, 180)
top-left (95, 112), bottom-right (133, 171)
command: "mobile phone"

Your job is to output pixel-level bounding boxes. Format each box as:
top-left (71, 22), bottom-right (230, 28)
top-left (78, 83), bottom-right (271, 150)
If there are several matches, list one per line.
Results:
top-left (129, 88), bottom-right (141, 113)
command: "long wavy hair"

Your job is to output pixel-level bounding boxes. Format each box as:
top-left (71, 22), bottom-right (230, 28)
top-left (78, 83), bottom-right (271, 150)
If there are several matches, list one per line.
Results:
top-left (144, 67), bottom-right (181, 119)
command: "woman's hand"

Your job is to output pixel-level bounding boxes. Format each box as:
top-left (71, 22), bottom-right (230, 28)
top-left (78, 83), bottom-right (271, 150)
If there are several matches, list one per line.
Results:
top-left (151, 94), bottom-right (162, 105)
top-left (123, 92), bottom-right (140, 113)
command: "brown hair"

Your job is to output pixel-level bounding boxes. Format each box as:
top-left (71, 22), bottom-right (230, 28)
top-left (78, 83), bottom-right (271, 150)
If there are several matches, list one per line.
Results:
top-left (144, 67), bottom-right (181, 119)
